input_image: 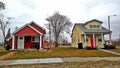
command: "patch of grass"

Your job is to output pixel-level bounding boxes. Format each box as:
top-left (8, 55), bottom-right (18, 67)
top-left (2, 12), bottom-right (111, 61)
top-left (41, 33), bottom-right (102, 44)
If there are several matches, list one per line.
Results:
top-left (0, 46), bottom-right (9, 56)
top-left (108, 46), bottom-right (120, 53)
top-left (1, 60), bottom-right (120, 68)
top-left (0, 46), bottom-right (6, 52)
top-left (6, 47), bottom-right (119, 60)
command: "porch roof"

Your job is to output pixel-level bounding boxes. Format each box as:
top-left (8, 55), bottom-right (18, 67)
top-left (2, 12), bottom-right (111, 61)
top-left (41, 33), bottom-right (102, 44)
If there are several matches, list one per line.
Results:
top-left (76, 23), bottom-right (111, 34)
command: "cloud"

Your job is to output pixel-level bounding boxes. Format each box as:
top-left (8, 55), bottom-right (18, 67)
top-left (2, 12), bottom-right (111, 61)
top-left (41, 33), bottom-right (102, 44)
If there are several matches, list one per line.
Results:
top-left (0, 0), bottom-right (120, 40)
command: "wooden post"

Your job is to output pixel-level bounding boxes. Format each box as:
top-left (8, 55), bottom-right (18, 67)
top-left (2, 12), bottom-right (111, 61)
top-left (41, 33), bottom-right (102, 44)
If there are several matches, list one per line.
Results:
top-left (93, 34), bottom-right (95, 48)
top-left (12, 35), bottom-right (15, 50)
top-left (39, 35), bottom-right (42, 49)
top-left (101, 33), bottom-right (104, 48)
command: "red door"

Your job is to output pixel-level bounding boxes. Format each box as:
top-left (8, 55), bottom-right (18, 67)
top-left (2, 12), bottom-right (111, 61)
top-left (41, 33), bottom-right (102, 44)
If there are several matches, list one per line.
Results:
top-left (90, 36), bottom-right (96, 48)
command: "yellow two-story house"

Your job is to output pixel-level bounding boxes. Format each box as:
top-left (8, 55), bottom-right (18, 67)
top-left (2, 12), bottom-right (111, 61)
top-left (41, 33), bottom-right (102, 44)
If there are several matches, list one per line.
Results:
top-left (71, 19), bottom-right (111, 48)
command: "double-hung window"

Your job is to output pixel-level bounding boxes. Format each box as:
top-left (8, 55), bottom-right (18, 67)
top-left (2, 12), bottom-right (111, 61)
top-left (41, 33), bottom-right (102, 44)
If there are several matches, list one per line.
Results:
top-left (31, 36), bottom-right (39, 42)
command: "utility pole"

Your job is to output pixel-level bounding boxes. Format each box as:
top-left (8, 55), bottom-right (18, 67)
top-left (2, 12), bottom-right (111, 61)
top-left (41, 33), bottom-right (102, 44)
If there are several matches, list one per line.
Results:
top-left (108, 16), bottom-right (111, 45)
top-left (108, 15), bottom-right (116, 45)
top-left (49, 23), bottom-right (51, 46)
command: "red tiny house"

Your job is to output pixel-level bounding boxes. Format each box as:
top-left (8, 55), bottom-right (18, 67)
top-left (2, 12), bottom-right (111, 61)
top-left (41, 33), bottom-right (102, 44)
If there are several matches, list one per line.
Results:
top-left (7, 21), bottom-right (46, 50)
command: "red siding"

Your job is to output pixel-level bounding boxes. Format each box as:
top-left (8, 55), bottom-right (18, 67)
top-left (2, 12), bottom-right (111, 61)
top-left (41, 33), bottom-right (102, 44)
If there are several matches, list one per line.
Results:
top-left (8, 36), bottom-right (18, 49)
top-left (30, 23), bottom-right (45, 35)
top-left (15, 36), bottom-right (18, 49)
top-left (24, 36), bottom-right (39, 49)
top-left (15, 26), bottom-right (39, 36)
top-left (8, 38), bottom-right (12, 49)
top-left (8, 22), bottom-right (46, 50)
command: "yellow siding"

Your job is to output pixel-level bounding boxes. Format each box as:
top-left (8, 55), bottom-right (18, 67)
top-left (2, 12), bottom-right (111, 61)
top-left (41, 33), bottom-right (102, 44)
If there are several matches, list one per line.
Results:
top-left (81, 34), bottom-right (104, 48)
top-left (71, 21), bottom-right (105, 48)
top-left (71, 25), bottom-right (84, 47)
top-left (95, 34), bottom-right (104, 48)
top-left (85, 21), bottom-right (102, 29)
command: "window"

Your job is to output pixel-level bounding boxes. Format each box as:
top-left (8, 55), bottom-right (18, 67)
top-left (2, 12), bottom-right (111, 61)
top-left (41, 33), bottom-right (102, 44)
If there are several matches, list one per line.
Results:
top-left (31, 36), bottom-right (39, 42)
top-left (84, 36), bottom-right (88, 42)
top-left (98, 35), bottom-right (102, 42)
top-left (19, 37), bottom-right (23, 39)
top-left (90, 25), bottom-right (100, 29)
top-left (97, 25), bottom-right (99, 28)
top-left (93, 25), bottom-right (96, 28)
top-left (90, 25), bottom-right (92, 28)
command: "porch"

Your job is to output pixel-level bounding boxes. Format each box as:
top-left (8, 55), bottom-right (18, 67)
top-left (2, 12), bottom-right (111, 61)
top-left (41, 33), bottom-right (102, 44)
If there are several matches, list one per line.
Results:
top-left (12, 35), bottom-right (42, 50)
top-left (82, 33), bottom-right (105, 48)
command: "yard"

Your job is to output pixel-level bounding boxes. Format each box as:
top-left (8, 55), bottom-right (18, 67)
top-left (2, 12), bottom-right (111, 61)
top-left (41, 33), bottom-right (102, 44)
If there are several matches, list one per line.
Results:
top-left (108, 46), bottom-right (120, 53)
top-left (6, 47), bottom-right (119, 60)
top-left (0, 46), bottom-right (10, 56)
top-left (1, 60), bottom-right (120, 68)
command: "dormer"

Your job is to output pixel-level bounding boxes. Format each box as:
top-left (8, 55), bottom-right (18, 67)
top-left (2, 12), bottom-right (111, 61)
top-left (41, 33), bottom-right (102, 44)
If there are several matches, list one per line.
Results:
top-left (84, 19), bottom-right (103, 29)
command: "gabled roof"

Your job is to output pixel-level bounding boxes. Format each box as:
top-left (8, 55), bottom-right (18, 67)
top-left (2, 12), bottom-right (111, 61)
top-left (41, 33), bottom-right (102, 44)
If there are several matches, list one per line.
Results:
top-left (30, 21), bottom-right (45, 31)
top-left (84, 19), bottom-right (103, 25)
top-left (12, 21), bottom-right (45, 36)
top-left (75, 23), bottom-right (111, 34)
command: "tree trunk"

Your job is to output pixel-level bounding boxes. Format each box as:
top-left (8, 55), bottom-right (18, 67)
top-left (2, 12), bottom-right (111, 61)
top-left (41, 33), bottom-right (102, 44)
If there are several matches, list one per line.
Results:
top-left (55, 36), bottom-right (58, 47)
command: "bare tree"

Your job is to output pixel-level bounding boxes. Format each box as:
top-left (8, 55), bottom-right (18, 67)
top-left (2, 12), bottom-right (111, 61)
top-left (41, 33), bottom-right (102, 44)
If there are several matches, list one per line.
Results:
top-left (0, 2), bottom-right (12, 46)
top-left (46, 12), bottom-right (72, 47)
top-left (0, 2), bottom-right (5, 11)
top-left (58, 35), bottom-right (68, 45)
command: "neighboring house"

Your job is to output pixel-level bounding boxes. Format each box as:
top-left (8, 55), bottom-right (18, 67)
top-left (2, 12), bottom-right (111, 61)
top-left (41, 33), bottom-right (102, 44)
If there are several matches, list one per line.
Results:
top-left (71, 19), bottom-right (111, 48)
top-left (7, 21), bottom-right (46, 50)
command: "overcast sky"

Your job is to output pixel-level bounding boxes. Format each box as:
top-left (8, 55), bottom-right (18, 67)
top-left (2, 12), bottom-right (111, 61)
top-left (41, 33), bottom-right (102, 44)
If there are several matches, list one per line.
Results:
top-left (0, 0), bottom-right (120, 42)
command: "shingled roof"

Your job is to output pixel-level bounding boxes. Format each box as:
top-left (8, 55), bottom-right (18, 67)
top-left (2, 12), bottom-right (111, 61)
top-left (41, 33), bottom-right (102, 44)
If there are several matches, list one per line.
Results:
top-left (75, 23), bottom-right (111, 34)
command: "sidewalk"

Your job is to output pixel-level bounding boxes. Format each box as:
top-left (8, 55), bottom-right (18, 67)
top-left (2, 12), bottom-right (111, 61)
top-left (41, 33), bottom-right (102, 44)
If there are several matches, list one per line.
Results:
top-left (0, 58), bottom-right (63, 65)
top-left (98, 49), bottom-right (120, 56)
top-left (1, 57), bottom-right (120, 65)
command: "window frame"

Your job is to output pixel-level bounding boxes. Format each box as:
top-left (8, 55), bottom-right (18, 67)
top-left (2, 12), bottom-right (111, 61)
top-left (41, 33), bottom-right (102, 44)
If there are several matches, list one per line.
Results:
top-left (90, 25), bottom-right (100, 29)
top-left (31, 36), bottom-right (39, 42)
top-left (98, 35), bottom-right (102, 42)
top-left (84, 36), bottom-right (88, 42)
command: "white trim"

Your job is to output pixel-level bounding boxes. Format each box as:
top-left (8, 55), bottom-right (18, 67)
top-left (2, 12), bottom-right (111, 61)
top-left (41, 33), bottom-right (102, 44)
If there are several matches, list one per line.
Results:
top-left (17, 36), bottom-right (24, 49)
top-left (39, 35), bottom-right (42, 49)
top-left (6, 36), bottom-right (12, 41)
top-left (12, 35), bottom-right (15, 50)
top-left (93, 34), bottom-right (95, 48)
top-left (12, 21), bottom-right (45, 35)
top-left (101, 33), bottom-right (104, 47)
top-left (12, 23), bottom-right (29, 34)
top-left (28, 25), bottom-right (43, 35)
top-left (31, 36), bottom-right (39, 42)
top-left (30, 21), bottom-right (46, 30)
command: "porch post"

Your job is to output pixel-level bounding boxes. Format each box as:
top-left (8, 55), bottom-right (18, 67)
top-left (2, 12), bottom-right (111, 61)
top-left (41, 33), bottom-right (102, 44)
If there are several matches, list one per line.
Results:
top-left (101, 33), bottom-right (104, 47)
top-left (93, 34), bottom-right (95, 48)
top-left (39, 35), bottom-right (42, 49)
top-left (84, 33), bottom-right (87, 47)
top-left (12, 35), bottom-right (15, 50)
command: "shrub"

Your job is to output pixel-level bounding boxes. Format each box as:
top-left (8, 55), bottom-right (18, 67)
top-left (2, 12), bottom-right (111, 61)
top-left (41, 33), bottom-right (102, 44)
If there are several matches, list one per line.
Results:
top-left (104, 45), bottom-right (116, 49)
top-left (84, 46), bottom-right (97, 50)
top-left (85, 46), bottom-right (91, 50)
top-left (5, 44), bottom-right (10, 50)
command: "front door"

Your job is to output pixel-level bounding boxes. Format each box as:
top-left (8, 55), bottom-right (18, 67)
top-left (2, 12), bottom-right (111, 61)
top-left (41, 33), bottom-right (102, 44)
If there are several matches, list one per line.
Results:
top-left (90, 36), bottom-right (95, 48)
top-left (18, 36), bottom-right (24, 49)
